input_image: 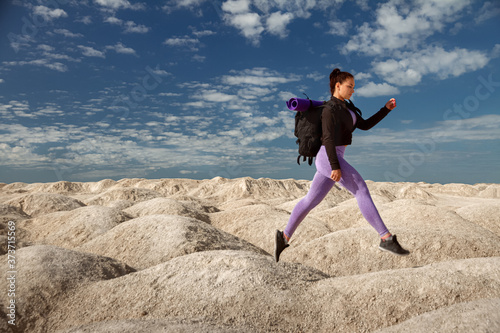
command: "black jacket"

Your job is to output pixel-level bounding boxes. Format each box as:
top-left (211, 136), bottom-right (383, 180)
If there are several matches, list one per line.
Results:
top-left (321, 96), bottom-right (391, 170)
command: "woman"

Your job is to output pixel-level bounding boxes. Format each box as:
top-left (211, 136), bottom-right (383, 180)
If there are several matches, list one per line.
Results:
top-left (275, 68), bottom-right (410, 262)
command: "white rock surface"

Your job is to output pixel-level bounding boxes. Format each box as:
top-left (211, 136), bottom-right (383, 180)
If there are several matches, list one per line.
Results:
top-left (1, 177), bottom-right (499, 332)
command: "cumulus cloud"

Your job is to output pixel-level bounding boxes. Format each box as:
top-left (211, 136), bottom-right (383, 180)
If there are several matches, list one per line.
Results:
top-left (105, 16), bottom-right (123, 24)
top-left (372, 46), bottom-right (490, 86)
top-left (78, 45), bottom-right (106, 58)
top-left (192, 29), bottom-right (216, 37)
top-left (53, 29), bottom-right (84, 38)
top-left (355, 114), bottom-right (500, 147)
top-left (163, 0), bottom-right (211, 13)
top-left (343, 0), bottom-right (472, 56)
top-left (94, 0), bottom-right (145, 11)
top-left (33, 5), bottom-right (68, 21)
top-left (475, 1), bottom-right (500, 23)
top-left (327, 20), bottom-right (351, 36)
top-left (124, 21), bottom-right (150, 33)
top-left (37, 44), bottom-right (54, 51)
top-left (355, 82), bottom-right (400, 98)
top-left (78, 16), bottom-right (93, 24)
top-left (0, 100), bottom-right (62, 119)
top-left (266, 11), bottom-right (293, 38)
top-left (195, 90), bottom-right (238, 103)
top-left (222, 0), bottom-right (250, 14)
top-left (162, 0), bottom-right (349, 45)
top-left (220, 0), bottom-right (333, 45)
top-left (2, 59), bottom-right (68, 72)
top-left (224, 12), bottom-right (264, 45)
top-left (104, 16), bottom-right (150, 33)
top-left (105, 42), bottom-right (137, 55)
top-left (151, 69), bottom-right (172, 77)
top-left (222, 67), bottom-right (301, 86)
top-left (163, 36), bottom-right (200, 51)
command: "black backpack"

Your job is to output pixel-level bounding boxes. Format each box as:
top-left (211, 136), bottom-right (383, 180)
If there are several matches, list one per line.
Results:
top-left (293, 98), bottom-right (327, 165)
top-left (291, 97), bottom-right (362, 166)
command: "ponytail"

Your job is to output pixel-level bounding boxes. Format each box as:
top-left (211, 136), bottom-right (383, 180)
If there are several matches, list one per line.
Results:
top-left (329, 68), bottom-right (353, 96)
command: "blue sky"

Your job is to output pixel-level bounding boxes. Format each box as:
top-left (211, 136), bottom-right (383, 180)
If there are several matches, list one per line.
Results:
top-left (0, 0), bottom-right (499, 184)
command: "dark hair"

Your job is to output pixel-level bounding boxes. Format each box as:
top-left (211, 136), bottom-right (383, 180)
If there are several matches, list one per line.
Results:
top-left (329, 68), bottom-right (354, 96)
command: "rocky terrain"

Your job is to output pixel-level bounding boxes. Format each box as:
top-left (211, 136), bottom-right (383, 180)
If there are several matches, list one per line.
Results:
top-left (1, 177), bottom-right (499, 332)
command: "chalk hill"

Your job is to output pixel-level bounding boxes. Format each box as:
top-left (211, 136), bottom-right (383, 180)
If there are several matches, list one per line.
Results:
top-left (1, 177), bottom-right (499, 332)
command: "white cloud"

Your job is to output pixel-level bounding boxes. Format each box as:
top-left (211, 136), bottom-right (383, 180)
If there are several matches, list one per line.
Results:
top-left (475, 1), bottom-right (500, 23)
top-left (278, 91), bottom-right (295, 102)
top-left (37, 44), bottom-right (54, 52)
top-left (218, 1), bottom-right (351, 45)
top-left (159, 92), bottom-right (181, 97)
top-left (343, 0), bottom-right (472, 56)
top-left (53, 29), bottom-right (84, 38)
top-left (222, 67), bottom-right (301, 86)
top-left (225, 12), bottom-right (264, 45)
top-left (238, 86), bottom-right (274, 100)
top-left (355, 82), bottom-right (400, 98)
top-left (492, 44), bottom-right (500, 58)
top-left (179, 170), bottom-right (198, 174)
top-left (253, 0), bottom-right (336, 18)
top-left (327, 20), bottom-right (350, 36)
top-left (78, 45), bottom-right (106, 58)
top-left (151, 69), bottom-right (172, 77)
top-left (2, 59), bottom-right (68, 72)
top-left (0, 100), bottom-right (67, 119)
top-left (353, 72), bottom-right (372, 81)
top-left (163, 36), bottom-right (200, 51)
top-left (78, 16), bottom-right (93, 24)
top-left (266, 11), bottom-right (293, 38)
top-left (0, 79), bottom-right (4, 84)
top-left (33, 5), bottom-right (68, 21)
top-left (43, 52), bottom-right (81, 63)
top-left (105, 16), bottom-right (123, 24)
top-left (104, 16), bottom-right (149, 33)
top-left (192, 54), bottom-right (206, 62)
top-left (34, 106), bottom-right (65, 117)
top-left (192, 29), bottom-right (216, 37)
top-left (124, 21), bottom-right (150, 33)
top-left (306, 71), bottom-right (326, 82)
top-left (372, 46), bottom-right (490, 86)
top-left (355, 114), bottom-right (500, 147)
top-left (164, 0), bottom-right (210, 10)
top-left (196, 90), bottom-right (238, 102)
top-left (94, 0), bottom-right (145, 10)
top-left (0, 143), bottom-right (52, 166)
top-left (3, 100), bottom-right (30, 118)
top-left (222, 0), bottom-right (251, 14)
top-left (106, 42), bottom-right (137, 55)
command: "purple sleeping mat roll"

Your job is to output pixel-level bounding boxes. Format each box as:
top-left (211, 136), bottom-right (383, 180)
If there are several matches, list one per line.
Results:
top-left (286, 98), bottom-right (324, 112)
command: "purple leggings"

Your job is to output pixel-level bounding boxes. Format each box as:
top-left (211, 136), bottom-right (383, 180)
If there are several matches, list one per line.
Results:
top-left (284, 145), bottom-right (389, 239)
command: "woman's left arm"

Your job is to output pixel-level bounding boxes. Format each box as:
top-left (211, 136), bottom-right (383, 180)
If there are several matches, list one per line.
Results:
top-left (356, 98), bottom-right (396, 130)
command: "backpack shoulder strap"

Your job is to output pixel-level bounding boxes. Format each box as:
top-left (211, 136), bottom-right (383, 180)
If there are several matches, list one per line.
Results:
top-left (345, 99), bottom-right (362, 116)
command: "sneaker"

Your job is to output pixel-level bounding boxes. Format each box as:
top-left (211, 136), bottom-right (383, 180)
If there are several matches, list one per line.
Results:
top-left (274, 230), bottom-right (289, 262)
top-left (379, 235), bottom-right (410, 256)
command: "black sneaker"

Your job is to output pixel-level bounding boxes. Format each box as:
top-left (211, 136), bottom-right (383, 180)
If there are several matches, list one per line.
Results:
top-left (379, 235), bottom-right (410, 256)
top-left (274, 230), bottom-right (289, 262)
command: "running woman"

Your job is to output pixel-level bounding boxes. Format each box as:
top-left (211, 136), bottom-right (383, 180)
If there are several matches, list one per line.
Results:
top-left (275, 68), bottom-right (410, 262)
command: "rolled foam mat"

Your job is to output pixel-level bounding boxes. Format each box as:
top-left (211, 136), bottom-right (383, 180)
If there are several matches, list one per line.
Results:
top-left (286, 98), bottom-right (324, 112)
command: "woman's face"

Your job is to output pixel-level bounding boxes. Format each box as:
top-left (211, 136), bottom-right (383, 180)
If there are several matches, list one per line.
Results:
top-left (336, 78), bottom-right (355, 100)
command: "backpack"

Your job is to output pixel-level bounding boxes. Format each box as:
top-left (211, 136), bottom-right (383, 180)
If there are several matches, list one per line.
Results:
top-left (288, 96), bottom-right (326, 165)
